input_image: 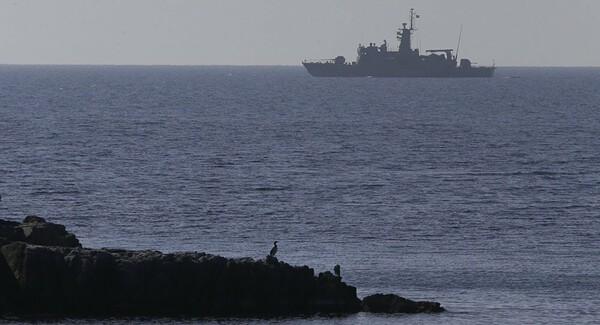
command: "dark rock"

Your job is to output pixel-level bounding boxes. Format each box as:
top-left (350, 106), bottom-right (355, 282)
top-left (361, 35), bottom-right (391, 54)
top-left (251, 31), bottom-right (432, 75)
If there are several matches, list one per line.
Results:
top-left (0, 237), bottom-right (11, 247)
top-left (361, 293), bottom-right (445, 313)
top-left (0, 220), bottom-right (25, 243)
top-left (311, 271), bottom-right (361, 312)
top-left (0, 219), bottom-right (21, 228)
top-left (265, 255), bottom-right (278, 264)
top-left (23, 215), bottom-right (47, 224)
top-left (0, 217), bottom-right (81, 248)
top-left (19, 222), bottom-right (81, 247)
top-left (0, 243), bottom-right (362, 316)
top-left (0, 217), bottom-right (445, 317)
top-left (0, 250), bottom-right (22, 312)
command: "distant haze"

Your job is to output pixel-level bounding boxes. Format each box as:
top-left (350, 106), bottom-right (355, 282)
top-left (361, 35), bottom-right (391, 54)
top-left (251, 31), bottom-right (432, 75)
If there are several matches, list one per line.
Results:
top-left (1, 0), bottom-right (599, 66)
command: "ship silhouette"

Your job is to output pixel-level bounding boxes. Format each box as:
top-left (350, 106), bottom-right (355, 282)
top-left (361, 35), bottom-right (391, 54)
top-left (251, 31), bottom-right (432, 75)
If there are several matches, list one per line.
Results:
top-left (303, 9), bottom-right (495, 78)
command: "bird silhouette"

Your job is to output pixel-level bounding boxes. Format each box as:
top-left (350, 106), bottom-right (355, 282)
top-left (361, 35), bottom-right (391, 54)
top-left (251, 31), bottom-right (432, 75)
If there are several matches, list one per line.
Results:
top-left (334, 264), bottom-right (341, 277)
top-left (269, 241), bottom-right (278, 257)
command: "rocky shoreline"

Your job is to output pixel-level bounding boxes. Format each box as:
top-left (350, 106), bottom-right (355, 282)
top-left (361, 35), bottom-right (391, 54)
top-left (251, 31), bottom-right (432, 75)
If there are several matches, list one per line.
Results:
top-left (1, 216), bottom-right (444, 317)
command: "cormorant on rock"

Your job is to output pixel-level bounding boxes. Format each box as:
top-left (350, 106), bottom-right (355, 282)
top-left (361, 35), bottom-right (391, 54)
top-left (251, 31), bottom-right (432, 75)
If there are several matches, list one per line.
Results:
top-left (269, 241), bottom-right (278, 257)
top-left (334, 264), bottom-right (341, 277)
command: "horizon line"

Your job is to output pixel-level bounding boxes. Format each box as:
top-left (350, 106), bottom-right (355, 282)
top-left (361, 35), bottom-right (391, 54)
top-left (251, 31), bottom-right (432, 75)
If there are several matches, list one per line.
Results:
top-left (1, 63), bottom-right (599, 68)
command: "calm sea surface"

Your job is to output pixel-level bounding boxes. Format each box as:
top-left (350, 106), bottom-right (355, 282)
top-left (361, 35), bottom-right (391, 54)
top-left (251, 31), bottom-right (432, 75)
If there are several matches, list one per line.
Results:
top-left (1, 66), bottom-right (599, 324)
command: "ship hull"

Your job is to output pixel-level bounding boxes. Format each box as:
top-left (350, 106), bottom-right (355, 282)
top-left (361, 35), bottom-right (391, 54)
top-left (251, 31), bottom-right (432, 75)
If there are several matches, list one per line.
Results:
top-left (303, 62), bottom-right (495, 78)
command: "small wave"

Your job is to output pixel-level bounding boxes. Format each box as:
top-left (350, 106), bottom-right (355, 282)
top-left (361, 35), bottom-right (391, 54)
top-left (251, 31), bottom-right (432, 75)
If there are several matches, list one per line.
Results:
top-left (30, 190), bottom-right (81, 196)
top-left (330, 184), bottom-right (386, 190)
top-left (253, 186), bottom-right (289, 192)
top-left (458, 171), bottom-right (582, 177)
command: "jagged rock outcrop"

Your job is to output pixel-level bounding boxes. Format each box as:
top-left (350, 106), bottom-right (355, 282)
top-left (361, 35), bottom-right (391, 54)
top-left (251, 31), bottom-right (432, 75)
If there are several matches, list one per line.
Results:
top-left (1, 215), bottom-right (81, 312)
top-left (361, 293), bottom-right (445, 313)
top-left (0, 217), bottom-right (443, 317)
top-left (0, 216), bottom-right (81, 248)
top-left (0, 242), bottom-right (361, 316)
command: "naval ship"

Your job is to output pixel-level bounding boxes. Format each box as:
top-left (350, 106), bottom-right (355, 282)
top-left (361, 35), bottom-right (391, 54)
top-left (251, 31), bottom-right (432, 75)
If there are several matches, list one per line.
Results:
top-left (302, 9), bottom-right (495, 78)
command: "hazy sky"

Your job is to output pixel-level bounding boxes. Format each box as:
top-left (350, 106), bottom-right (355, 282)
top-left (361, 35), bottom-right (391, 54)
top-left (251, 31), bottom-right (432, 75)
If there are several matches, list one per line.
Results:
top-left (1, 0), bottom-right (599, 66)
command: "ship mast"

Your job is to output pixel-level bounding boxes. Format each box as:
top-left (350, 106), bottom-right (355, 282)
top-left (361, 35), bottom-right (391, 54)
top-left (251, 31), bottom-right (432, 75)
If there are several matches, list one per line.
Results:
top-left (410, 8), bottom-right (417, 30)
top-left (397, 8), bottom-right (419, 53)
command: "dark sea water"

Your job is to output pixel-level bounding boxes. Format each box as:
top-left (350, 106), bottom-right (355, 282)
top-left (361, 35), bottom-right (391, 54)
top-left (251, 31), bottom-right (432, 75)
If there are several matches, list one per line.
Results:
top-left (1, 65), bottom-right (599, 324)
